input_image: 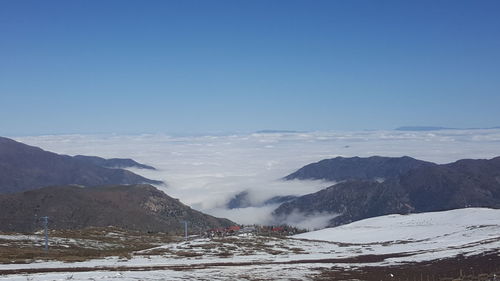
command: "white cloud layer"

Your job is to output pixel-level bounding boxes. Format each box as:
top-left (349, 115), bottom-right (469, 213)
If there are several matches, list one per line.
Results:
top-left (14, 129), bottom-right (500, 228)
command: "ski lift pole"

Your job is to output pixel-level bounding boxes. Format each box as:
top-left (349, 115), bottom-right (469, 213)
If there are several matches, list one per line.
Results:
top-left (183, 221), bottom-right (188, 241)
top-left (41, 216), bottom-right (49, 252)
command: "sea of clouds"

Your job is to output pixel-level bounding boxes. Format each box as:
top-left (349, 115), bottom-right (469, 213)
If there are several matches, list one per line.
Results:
top-left (14, 129), bottom-right (500, 230)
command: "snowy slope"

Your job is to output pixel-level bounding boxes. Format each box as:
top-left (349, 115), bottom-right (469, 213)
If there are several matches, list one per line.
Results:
top-left (293, 208), bottom-right (500, 263)
top-left (294, 208), bottom-right (500, 244)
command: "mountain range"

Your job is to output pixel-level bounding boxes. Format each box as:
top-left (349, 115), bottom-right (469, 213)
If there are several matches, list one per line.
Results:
top-left (274, 156), bottom-right (500, 227)
top-left (0, 136), bottom-right (162, 194)
top-left (3, 135), bottom-right (500, 233)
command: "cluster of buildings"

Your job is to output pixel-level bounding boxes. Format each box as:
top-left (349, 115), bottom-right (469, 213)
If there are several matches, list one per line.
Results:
top-left (204, 225), bottom-right (305, 238)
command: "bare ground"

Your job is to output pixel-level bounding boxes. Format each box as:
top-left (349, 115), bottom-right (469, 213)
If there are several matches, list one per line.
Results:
top-left (313, 251), bottom-right (500, 281)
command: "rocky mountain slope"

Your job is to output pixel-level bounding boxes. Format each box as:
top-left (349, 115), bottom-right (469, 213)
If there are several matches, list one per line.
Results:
top-left (275, 156), bottom-right (500, 227)
top-left (0, 137), bottom-right (162, 193)
top-left (0, 184), bottom-right (234, 233)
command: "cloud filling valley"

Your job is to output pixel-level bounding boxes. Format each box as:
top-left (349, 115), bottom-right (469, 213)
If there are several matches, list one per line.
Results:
top-left (14, 129), bottom-right (500, 229)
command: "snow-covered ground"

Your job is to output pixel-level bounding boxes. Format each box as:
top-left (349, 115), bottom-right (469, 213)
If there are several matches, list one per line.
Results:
top-left (0, 234), bottom-right (116, 250)
top-left (1, 208), bottom-right (499, 280)
top-left (0, 264), bottom-right (323, 281)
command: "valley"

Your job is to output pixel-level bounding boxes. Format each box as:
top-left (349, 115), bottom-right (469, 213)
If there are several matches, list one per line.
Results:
top-left (1, 131), bottom-right (500, 280)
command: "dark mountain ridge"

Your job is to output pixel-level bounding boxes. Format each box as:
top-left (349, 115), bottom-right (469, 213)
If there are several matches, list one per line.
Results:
top-left (0, 136), bottom-right (162, 194)
top-left (0, 184), bottom-right (234, 233)
top-left (275, 156), bottom-right (500, 227)
top-left (73, 155), bottom-right (156, 170)
top-left (284, 156), bottom-right (434, 182)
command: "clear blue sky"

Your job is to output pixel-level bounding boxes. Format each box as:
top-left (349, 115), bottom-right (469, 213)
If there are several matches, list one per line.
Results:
top-left (1, 0), bottom-right (499, 135)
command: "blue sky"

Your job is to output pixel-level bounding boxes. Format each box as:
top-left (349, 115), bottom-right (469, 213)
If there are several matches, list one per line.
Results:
top-left (1, 0), bottom-right (499, 135)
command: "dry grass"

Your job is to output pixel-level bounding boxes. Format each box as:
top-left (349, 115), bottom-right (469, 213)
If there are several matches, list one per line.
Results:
top-left (0, 227), bottom-right (178, 264)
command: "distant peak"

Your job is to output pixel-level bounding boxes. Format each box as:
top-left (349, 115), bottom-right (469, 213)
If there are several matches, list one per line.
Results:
top-left (255, 130), bottom-right (305, 134)
top-left (396, 126), bottom-right (500, 131)
top-left (395, 126), bottom-right (451, 131)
